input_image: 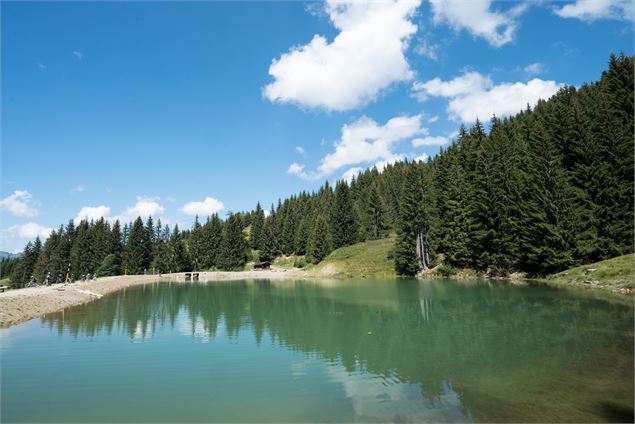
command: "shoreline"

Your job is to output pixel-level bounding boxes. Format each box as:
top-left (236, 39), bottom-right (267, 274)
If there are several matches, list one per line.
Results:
top-left (0, 268), bottom-right (310, 328)
top-left (1, 266), bottom-right (630, 329)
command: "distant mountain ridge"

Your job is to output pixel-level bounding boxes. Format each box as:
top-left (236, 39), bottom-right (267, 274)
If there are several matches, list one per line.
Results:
top-left (0, 251), bottom-right (21, 260)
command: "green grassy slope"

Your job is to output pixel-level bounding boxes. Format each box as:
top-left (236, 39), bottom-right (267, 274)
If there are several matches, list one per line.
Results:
top-left (311, 236), bottom-right (396, 279)
top-left (541, 254), bottom-right (634, 293)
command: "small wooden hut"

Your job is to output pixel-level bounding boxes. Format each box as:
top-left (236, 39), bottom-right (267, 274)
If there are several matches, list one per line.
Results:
top-left (253, 261), bottom-right (271, 270)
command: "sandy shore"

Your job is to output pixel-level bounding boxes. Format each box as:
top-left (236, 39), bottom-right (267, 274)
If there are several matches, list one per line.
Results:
top-left (0, 268), bottom-right (310, 328)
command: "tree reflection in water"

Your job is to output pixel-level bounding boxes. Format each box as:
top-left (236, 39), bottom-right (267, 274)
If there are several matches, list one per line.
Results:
top-left (42, 279), bottom-right (634, 422)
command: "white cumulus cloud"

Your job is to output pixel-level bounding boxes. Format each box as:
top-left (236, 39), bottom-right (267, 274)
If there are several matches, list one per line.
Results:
top-left (373, 154), bottom-right (407, 172)
top-left (74, 206), bottom-right (111, 224)
top-left (341, 167), bottom-right (364, 183)
top-left (413, 71), bottom-right (564, 122)
top-left (263, 0), bottom-right (420, 111)
top-left (0, 223), bottom-right (52, 252)
top-left (413, 153), bottom-right (429, 163)
top-left (413, 71), bottom-right (490, 100)
top-left (554, 0), bottom-right (633, 21)
top-left (1, 223), bottom-right (53, 240)
top-left (317, 114), bottom-right (427, 176)
top-left (288, 115), bottom-right (429, 181)
top-left (412, 136), bottom-right (449, 147)
top-left (429, 0), bottom-right (527, 47)
top-left (0, 190), bottom-right (39, 217)
top-left (119, 197), bottom-right (165, 222)
top-left (180, 197), bottom-right (225, 216)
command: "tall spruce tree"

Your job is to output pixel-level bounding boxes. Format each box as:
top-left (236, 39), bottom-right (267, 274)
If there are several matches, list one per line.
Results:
top-left (307, 214), bottom-right (332, 264)
top-left (70, 220), bottom-right (95, 276)
top-left (520, 116), bottom-right (575, 274)
top-left (395, 163), bottom-right (434, 275)
top-left (189, 216), bottom-right (205, 270)
top-left (364, 182), bottom-right (389, 240)
top-left (259, 217), bottom-right (276, 262)
top-left (218, 213), bottom-right (249, 270)
top-left (126, 217), bottom-right (152, 274)
top-left (437, 146), bottom-right (471, 266)
top-left (331, 180), bottom-right (358, 249)
top-left (294, 217), bottom-right (310, 255)
top-left (250, 202), bottom-right (265, 250)
top-left (167, 225), bottom-right (190, 272)
top-left (202, 214), bottom-right (223, 268)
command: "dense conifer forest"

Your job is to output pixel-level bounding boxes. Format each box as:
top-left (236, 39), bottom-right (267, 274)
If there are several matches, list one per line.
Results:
top-left (1, 53), bottom-right (632, 286)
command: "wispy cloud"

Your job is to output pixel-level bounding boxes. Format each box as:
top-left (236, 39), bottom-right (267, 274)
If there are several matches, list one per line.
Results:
top-left (412, 136), bottom-right (449, 147)
top-left (554, 0), bottom-right (633, 22)
top-left (287, 163), bottom-right (318, 181)
top-left (0, 190), bottom-right (40, 217)
top-left (71, 184), bottom-right (85, 193)
top-left (524, 62), bottom-right (544, 77)
top-left (1, 223), bottom-right (53, 242)
top-left (429, 0), bottom-right (528, 47)
top-left (72, 50), bottom-right (84, 60)
top-left (413, 37), bottom-right (439, 61)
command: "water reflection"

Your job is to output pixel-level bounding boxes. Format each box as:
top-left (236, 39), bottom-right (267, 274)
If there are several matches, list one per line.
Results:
top-left (33, 279), bottom-right (635, 422)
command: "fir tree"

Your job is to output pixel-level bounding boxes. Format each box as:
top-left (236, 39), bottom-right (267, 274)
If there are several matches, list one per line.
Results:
top-left (437, 146), bottom-right (471, 266)
top-left (167, 225), bottom-right (190, 273)
top-left (189, 216), bottom-right (205, 270)
top-left (250, 202), bottom-right (265, 250)
top-left (202, 214), bottom-right (223, 268)
top-left (259, 217), bottom-right (276, 262)
top-left (218, 213), bottom-right (249, 271)
top-left (331, 180), bottom-right (358, 249)
top-left (126, 217), bottom-right (152, 274)
top-left (97, 254), bottom-right (120, 277)
top-left (70, 220), bottom-right (95, 276)
top-left (395, 164), bottom-right (433, 275)
top-left (520, 117), bottom-right (575, 274)
top-left (307, 214), bottom-right (332, 264)
top-left (365, 183), bottom-right (389, 240)
top-left (293, 217), bottom-right (310, 255)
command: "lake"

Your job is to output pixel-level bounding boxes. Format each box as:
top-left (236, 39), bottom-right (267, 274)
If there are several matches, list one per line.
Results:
top-left (1, 279), bottom-right (633, 422)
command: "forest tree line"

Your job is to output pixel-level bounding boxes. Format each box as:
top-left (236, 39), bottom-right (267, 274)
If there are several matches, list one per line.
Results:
top-left (1, 53), bottom-right (632, 285)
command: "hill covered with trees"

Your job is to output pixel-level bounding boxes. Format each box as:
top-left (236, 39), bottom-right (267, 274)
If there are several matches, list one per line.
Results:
top-left (1, 53), bottom-right (632, 287)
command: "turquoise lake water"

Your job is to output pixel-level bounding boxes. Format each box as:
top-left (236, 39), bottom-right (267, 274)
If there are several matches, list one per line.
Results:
top-left (1, 279), bottom-right (633, 422)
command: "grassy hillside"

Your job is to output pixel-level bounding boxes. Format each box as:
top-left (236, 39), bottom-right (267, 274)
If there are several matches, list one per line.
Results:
top-left (311, 236), bottom-right (396, 279)
top-left (540, 254), bottom-right (634, 294)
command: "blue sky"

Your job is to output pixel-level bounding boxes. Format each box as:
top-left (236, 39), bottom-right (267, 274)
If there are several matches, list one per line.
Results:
top-left (1, 0), bottom-right (633, 252)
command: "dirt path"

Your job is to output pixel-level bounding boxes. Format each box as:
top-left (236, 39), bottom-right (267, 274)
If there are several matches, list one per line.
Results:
top-left (0, 269), bottom-right (310, 328)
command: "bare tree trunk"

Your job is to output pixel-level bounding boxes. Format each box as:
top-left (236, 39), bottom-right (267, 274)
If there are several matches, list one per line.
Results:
top-left (415, 224), bottom-right (430, 272)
